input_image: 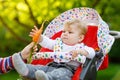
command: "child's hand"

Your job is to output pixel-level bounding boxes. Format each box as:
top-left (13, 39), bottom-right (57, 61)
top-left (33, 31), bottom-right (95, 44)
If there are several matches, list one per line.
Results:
top-left (29, 25), bottom-right (42, 43)
top-left (70, 50), bottom-right (79, 59)
top-left (21, 42), bottom-right (38, 60)
top-left (29, 25), bottom-right (39, 37)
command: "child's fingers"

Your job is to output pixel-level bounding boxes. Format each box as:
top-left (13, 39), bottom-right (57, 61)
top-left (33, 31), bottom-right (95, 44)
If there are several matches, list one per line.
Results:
top-left (29, 34), bottom-right (32, 37)
top-left (29, 32), bottom-right (35, 35)
top-left (34, 25), bottom-right (38, 30)
top-left (29, 32), bottom-right (35, 37)
top-left (33, 45), bottom-right (38, 52)
top-left (32, 29), bottom-right (38, 33)
top-left (70, 50), bottom-right (78, 59)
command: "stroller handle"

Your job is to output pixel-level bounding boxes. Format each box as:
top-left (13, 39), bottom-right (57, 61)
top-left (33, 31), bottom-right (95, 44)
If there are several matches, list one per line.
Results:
top-left (110, 30), bottom-right (120, 39)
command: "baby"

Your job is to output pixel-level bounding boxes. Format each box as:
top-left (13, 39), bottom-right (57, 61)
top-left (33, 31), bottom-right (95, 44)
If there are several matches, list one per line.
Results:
top-left (13, 19), bottom-right (95, 80)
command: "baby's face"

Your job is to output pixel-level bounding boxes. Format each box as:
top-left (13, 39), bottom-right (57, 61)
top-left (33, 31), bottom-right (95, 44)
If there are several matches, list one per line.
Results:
top-left (61, 24), bottom-right (83, 45)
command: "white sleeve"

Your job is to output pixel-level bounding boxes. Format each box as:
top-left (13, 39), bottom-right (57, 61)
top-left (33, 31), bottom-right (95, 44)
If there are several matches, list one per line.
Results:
top-left (33, 52), bottom-right (86, 64)
top-left (84, 46), bottom-right (95, 59)
top-left (39, 35), bottom-right (55, 50)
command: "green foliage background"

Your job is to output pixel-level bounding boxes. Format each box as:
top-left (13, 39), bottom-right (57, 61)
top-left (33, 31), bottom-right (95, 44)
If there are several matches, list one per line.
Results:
top-left (0, 0), bottom-right (120, 80)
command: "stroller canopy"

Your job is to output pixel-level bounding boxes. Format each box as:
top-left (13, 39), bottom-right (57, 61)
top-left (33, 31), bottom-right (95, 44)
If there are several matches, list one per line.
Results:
top-left (43, 7), bottom-right (114, 54)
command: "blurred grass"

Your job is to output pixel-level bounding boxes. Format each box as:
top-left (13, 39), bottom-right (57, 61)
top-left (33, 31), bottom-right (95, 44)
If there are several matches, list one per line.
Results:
top-left (112, 70), bottom-right (120, 80)
top-left (0, 63), bottom-right (120, 80)
top-left (0, 70), bottom-right (19, 80)
top-left (97, 63), bottom-right (120, 80)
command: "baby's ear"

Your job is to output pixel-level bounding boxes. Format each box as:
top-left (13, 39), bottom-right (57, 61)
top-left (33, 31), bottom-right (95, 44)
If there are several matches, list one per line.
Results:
top-left (79, 35), bottom-right (84, 43)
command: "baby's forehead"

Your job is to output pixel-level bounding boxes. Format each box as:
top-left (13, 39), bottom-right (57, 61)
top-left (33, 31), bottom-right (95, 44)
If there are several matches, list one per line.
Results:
top-left (64, 24), bottom-right (79, 30)
top-left (63, 25), bottom-right (71, 31)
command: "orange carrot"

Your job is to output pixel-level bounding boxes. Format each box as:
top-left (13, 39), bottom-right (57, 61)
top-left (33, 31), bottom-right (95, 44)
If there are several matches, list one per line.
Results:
top-left (28, 20), bottom-right (48, 64)
top-left (27, 21), bottom-right (46, 64)
top-left (32, 21), bottom-right (45, 42)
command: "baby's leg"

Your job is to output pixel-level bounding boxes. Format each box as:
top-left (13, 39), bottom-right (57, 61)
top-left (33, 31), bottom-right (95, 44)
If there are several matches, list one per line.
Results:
top-left (12, 53), bottom-right (29, 76)
top-left (35, 68), bottom-right (73, 80)
top-left (12, 53), bottom-right (53, 79)
top-left (35, 70), bottom-right (49, 80)
top-left (47, 68), bottom-right (73, 80)
top-left (12, 53), bottom-right (41, 79)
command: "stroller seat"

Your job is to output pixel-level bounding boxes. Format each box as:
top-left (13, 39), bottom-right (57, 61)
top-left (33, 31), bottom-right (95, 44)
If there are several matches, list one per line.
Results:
top-left (31, 7), bottom-right (114, 80)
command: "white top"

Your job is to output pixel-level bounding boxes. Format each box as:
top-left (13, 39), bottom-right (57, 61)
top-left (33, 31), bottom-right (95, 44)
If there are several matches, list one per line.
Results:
top-left (38, 35), bottom-right (95, 63)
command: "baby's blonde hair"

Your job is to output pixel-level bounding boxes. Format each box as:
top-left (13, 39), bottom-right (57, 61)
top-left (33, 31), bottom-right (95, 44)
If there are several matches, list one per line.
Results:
top-left (64, 19), bottom-right (87, 35)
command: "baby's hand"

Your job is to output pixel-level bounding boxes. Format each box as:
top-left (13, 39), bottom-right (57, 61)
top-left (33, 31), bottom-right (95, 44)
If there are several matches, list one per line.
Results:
top-left (70, 50), bottom-right (79, 59)
top-left (29, 25), bottom-right (39, 37)
top-left (29, 25), bottom-right (42, 43)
